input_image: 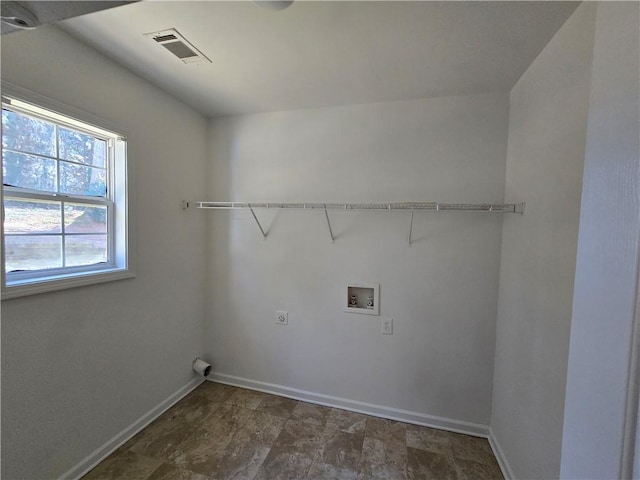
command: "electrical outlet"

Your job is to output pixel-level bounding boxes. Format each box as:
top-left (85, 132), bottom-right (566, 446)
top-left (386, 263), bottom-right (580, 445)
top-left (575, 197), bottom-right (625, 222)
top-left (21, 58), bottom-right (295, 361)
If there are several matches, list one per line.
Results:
top-left (275, 310), bottom-right (288, 325)
top-left (382, 318), bottom-right (393, 335)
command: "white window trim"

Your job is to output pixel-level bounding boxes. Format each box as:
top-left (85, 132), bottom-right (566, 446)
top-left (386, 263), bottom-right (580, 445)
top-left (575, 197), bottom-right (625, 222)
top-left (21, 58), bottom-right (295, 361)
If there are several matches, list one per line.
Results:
top-left (1, 83), bottom-right (135, 299)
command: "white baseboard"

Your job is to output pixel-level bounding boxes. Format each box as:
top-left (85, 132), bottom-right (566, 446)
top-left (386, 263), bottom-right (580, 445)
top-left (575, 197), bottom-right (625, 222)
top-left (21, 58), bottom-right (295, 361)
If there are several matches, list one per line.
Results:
top-left (209, 372), bottom-right (489, 438)
top-left (488, 428), bottom-right (515, 480)
top-left (58, 377), bottom-right (204, 480)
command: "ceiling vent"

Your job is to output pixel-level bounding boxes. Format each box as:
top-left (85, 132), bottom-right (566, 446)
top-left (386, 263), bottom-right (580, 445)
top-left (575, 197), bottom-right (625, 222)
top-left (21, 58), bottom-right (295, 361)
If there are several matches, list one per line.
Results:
top-left (144, 28), bottom-right (211, 64)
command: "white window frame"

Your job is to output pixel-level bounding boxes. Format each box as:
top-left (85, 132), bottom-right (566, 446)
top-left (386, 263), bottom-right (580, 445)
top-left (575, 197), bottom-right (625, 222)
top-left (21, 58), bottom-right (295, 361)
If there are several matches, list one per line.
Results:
top-left (1, 85), bottom-right (134, 299)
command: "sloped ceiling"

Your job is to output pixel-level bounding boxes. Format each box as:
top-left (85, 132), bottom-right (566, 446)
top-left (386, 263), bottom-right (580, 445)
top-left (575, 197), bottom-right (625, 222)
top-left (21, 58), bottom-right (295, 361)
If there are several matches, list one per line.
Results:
top-left (59, 1), bottom-right (580, 116)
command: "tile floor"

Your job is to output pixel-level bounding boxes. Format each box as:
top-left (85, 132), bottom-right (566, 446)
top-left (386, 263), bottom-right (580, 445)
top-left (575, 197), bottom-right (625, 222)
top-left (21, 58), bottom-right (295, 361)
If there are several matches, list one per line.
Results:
top-left (82, 382), bottom-right (504, 480)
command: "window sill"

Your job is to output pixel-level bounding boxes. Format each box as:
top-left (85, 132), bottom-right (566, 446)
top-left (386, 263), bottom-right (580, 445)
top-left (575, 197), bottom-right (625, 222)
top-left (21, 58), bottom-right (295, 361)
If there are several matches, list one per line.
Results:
top-left (2, 268), bottom-right (135, 300)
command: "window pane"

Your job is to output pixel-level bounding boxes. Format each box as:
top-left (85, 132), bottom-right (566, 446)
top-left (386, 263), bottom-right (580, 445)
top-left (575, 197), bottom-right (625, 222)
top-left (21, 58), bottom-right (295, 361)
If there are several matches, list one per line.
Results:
top-left (4, 235), bottom-right (62, 272)
top-left (64, 203), bottom-right (107, 234)
top-left (1, 98), bottom-right (127, 294)
top-left (59, 127), bottom-right (106, 168)
top-left (2, 109), bottom-right (56, 157)
top-left (59, 161), bottom-right (107, 196)
top-left (2, 151), bottom-right (57, 191)
top-left (4, 199), bottom-right (62, 234)
top-left (65, 235), bottom-right (107, 267)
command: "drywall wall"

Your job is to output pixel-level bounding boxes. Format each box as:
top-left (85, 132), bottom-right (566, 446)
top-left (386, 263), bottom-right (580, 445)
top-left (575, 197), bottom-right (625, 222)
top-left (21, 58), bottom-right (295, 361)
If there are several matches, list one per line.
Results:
top-left (490, 3), bottom-right (596, 478)
top-left (207, 93), bottom-right (509, 427)
top-left (561, 2), bottom-right (640, 478)
top-left (1, 26), bottom-right (209, 479)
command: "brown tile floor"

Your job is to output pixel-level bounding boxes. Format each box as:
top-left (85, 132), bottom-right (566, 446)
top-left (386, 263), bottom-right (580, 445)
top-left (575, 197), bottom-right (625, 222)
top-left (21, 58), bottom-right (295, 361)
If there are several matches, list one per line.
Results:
top-left (82, 382), bottom-right (504, 480)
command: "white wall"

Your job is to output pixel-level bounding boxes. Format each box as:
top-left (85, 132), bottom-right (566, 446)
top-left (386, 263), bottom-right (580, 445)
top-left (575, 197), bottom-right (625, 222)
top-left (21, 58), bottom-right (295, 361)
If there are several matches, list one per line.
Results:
top-left (490, 3), bottom-right (597, 478)
top-left (5, 6), bottom-right (632, 480)
top-left (561, 3), bottom-right (640, 478)
top-left (1, 27), bottom-right (209, 479)
top-left (207, 93), bottom-right (509, 427)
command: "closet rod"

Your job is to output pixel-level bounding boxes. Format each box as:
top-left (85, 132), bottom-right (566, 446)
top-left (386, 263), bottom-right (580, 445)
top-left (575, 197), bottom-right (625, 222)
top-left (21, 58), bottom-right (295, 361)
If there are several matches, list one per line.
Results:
top-left (194, 201), bottom-right (525, 214)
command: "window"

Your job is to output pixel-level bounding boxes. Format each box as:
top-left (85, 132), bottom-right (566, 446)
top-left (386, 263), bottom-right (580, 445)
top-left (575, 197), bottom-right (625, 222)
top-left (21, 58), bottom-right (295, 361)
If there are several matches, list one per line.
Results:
top-left (1, 91), bottom-right (132, 299)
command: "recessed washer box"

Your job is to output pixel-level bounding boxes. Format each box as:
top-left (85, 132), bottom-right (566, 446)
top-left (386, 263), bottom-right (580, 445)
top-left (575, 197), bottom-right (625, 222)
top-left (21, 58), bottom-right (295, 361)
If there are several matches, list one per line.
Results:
top-left (345, 283), bottom-right (379, 315)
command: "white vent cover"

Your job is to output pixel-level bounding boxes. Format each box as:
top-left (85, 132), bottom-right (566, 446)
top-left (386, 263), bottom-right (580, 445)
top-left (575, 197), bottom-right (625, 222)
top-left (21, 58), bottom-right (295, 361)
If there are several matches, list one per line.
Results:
top-left (144, 28), bottom-right (211, 64)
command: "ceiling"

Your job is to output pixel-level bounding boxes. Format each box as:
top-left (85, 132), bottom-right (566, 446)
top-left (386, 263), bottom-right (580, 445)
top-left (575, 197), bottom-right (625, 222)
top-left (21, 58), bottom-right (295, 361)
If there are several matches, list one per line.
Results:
top-left (1, 1), bottom-right (136, 35)
top-left (59, 1), bottom-right (580, 117)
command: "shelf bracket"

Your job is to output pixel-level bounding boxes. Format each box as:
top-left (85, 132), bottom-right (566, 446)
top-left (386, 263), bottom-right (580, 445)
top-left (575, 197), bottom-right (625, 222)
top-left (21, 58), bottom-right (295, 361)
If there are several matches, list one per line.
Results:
top-left (324, 204), bottom-right (335, 243)
top-left (248, 204), bottom-right (268, 239)
top-left (408, 208), bottom-right (415, 246)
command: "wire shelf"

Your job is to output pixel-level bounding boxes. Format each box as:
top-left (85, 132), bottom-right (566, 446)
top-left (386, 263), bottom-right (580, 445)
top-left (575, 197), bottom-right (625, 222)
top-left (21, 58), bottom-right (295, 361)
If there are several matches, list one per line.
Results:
top-left (195, 201), bottom-right (523, 213)
top-left (188, 201), bottom-right (524, 245)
